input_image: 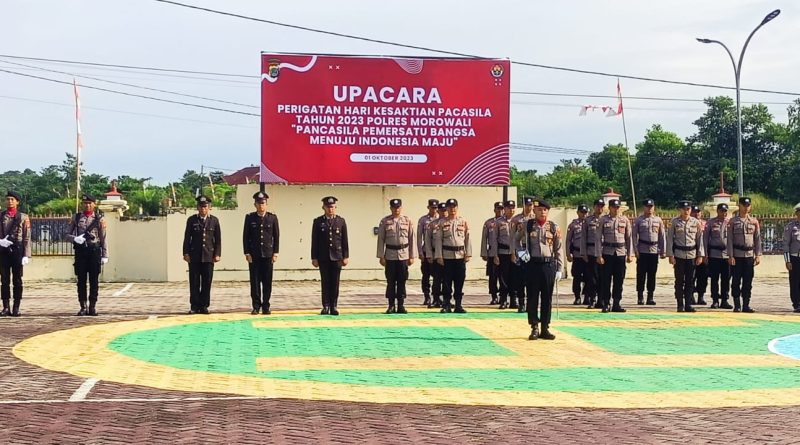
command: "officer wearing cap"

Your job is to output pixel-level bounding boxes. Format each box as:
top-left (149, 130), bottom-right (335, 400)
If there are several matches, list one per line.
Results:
top-left (705, 203), bottom-right (733, 309)
top-left (243, 191), bottom-right (279, 315)
top-left (581, 198), bottom-right (606, 308)
top-left (690, 205), bottom-right (709, 306)
top-left (727, 197), bottom-right (762, 313)
top-left (667, 201), bottom-right (705, 313)
top-left (566, 204), bottom-right (589, 305)
top-left (416, 199), bottom-right (439, 307)
top-left (515, 198), bottom-right (562, 340)
top-left (489, 200), bottom-right (516, 309)
top-left (312, 196), bottom-right (349, 315)
top-left (0, 191), bottom-right (31, 317)
top-left (633, 198), bottom-right (666, 306)
top-left (481, 202), bottom-right (504, 305)
top-left (434, 198), bottom-right (471, 313)
top-left (784, 203), bottom-right (800, 313)
top-left (424, 202), bottom-right (448, 308)
top-left (66, 194), bottom-right (109, 316)
top-left (508, 196), bottom-right (535, 311)
top-left (182, 195), bottom-right (221, 314)
top-left (377, 199), bottom-right (416, 314)
top-left (595, 198), bottom-right (633, 312)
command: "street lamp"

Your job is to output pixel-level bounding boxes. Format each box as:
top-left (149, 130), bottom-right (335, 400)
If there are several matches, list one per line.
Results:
top-left (697, 9), bottom-right (780, 197)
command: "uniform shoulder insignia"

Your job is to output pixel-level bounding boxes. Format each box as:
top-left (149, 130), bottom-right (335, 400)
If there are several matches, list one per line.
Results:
top-left (101, 220), bottom-right (108, 229)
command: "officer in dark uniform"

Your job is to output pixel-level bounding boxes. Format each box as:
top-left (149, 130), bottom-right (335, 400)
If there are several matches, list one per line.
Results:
top-left (182, 195), bottom-right (222, 314)
top-left (704, 203), bottom-right (732, 309)
top-left (1, 190), bottom-right (31, 317)
top-left (489, 200), bottom-right (515, 309)
top-left (66, 194), bottom-right (109, 316)
top-left (312, 196), bottom-right (349, 315)
top-left (243, 191), bottom-right (279, 315)
top-left (416, 199), bottom-right (439, 306)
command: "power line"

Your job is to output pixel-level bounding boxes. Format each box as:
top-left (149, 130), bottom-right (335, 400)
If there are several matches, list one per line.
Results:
top-left (511, 91), bottom-right (797, 106)
top-left (153, 0), bottom-right (800, 97)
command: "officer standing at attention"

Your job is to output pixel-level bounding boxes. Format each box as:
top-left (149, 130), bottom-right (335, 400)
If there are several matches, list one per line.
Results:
top-left (243, 191), bottom-right (279, 315)
top-left (667, 201), bottom-right (705, 313)
top-left (377, 198), bottom-right (416, 314)
top-left (704, 203), bottom-right (733, 309)
top-left (691, 205), bottom-right (709, 306)
top-left (727, 197), bottom-right (762, 313)
top-left (509, 196), bottom-right (535, 310)
top-left (66, 194), bottom-right (109, 316)
top-left (784, 203), bottom-right (800, 313)
top-left (435, 198), bottom-right (471, 313)
top-left (312, 196), bottom-right (349, 315)
top-left (182, 196), bottom-right (221, 315)
top-left (566, 204), bottom-right (588, 305)
top-left (582, 199), bottom-right (605, 309)
top-left (0, 191), bottom-right (31, 317)
top-left (595, 198), bottom-right (633, 313)
top-left (425, 202), bottom-right (448, 308)
top-left (516, 198), bottom-right (562, 340)
top-left (481, 202), bottom-right (503, 305)
top-left (489, 200), bottom-right (515, 309)
top-left (633, 199), bottom-right (666, 306)
top-left (417, 199), bottom-right (439, 307)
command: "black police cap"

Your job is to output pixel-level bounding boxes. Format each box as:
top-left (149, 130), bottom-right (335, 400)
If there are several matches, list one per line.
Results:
top-left (494, 201), bottom-right (504, 209)
top-left (717, 203), bottom-right (729, 211)
top-left (6, 190), bottom-right (22, 202)
top-left (643, 198), bottom-right (655, 207)
top-left (196, 195), bottom-right (211, 206)
top-left (577, 204), bottom-right (589, 213)
top-left (389, 198), bottom-right (402, 208)
top-left (322, 196), bottom-right (338, 205)
top-left (446, 198), bottom-right (458, 207)
top-left (691, 205), bottom-right (701, 213)
top-left (253, 191), bottom-right (269, 202)
top-left (81, 194), bottom-right (97, 203)
top-left (523, 196), bottom-right (534, 205)
top-left (437, 202), bottom-right (447, 210)
top-left (739, 196), bottom-right (751, 205)
top-left (608, 199), bottom-right (621, 207)
top-left (427, 199), bottom-right (439, 207)
top-left (504, 200), bottom-right (516, 208)
top-left (593, 199), bottom-right (606, 207)
top-left (677, 200), bottom-right (691, 209)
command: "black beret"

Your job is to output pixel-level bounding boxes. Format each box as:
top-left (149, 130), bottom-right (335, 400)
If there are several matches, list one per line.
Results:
top-left (643, 198), bottom-right (655, 206)
top-left (717, 203), bottom-right (729, 211)
top-left (6, 190), bottom-right (22, 201)
top-left (677, 200), bottom-right (691, 209)
top-left (322, 196), bottom-right (338, 205)
top-left (196, 195), bottom-right (211, 206)
top-left (577, 204), bottom-right (589, 213)
top-left (608, 199), bottom-right (621, 207)
top-left (446, 198), bottom-right (458, 207)
top-left (427, 199), bottom-right (439, 207)
top-left (494, 201), bottom-right (504, 209)
top-left (253, 191), bottom-right (269, 202)
top-left (504, 200), bottom-right (516, 208)
top-left (389, 198), bottom-right (402, 208)
top-left (81, 194), bottom-right (97, 203)
top-left (739, 196), bottom-right (751, 205)
top-left (532, 198), bottom-right (550, 209)
top-left (593, 199), bottom-right (606, 207)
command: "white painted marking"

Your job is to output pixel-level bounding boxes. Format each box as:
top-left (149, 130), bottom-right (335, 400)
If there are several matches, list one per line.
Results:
top-left (768, 333), bottom-right (800, 360)
top-left (68, 378), bottom-right (99, 401)
top-left (148, 315), bottom-right (158, 320)
top-left (112, 283), bottom-right (133, 297)
top-left (0, 395), bottom-right (271, 405)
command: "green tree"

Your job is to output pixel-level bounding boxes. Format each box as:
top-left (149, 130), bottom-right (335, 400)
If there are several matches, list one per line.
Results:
top-left (587, 143), bottom-right (633, 198)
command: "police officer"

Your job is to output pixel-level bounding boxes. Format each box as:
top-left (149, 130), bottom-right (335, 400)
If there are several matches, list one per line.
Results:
top-left (0, 191), bottom-right (31, 317)
top-left (182, 195), bottom-right (221, 315)
top-left (595, 198), bottom-right (633, 313)
top-left (243, 191), bottom-right (279, 315)
top-left (516, 198), bottom-right (562, 340)
top-left (377, 198), bottom-right (416, 314)
top-left (727, 197), bottom-right (762, 313)
top-left (705, 203), bottom-right (733, 309)
top-left (509, 196), bottom-right (535, 310)
top-left (667, 201), bottom-right (705, 313)
top-left (582, 199), bottom-right (605, 309)
top-left (566, 204), bottom-right (588, 305)
top-left (481, 202), bottom-right (504, 305)
top-left (435, 198), bottom-right (471, 313)
top-left (633, 199), bottom-right (666, 306)
top-left (312, 196), bottom-right (349, 315)
top-left (425, 202), bottom-right (448, 308)
top-left (691, 205), bottom-right (709, 305)
top-left (66, 194), bottom-right (109, 316)
top-left (489, 200), bottom-right (515, 309)
top-left (784, 203), bottom-right (800, 313)
top-left (417, 199), bottom-right (439, 306)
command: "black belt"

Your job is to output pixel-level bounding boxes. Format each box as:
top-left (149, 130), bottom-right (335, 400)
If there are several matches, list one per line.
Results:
top-left (442, 245), bottom-right (465, 252)
top-left (498, 243), bottom-right (510, 250)
top-left (638, 240), bottom-right (658, 246)
top-left (529, 257), bottom-right (553, 263)
top-left (733, 245), bottom-right (754, 251)
top-left (674, 245), bottom-right (696, 251)
top-left (602, 242), bottom-right (624, 248)
top-left (709, 245), bottom-right (725, 251)
top-left (386, 244), bottom-right (409, 250)
top-left (586, 242), bottom-right (595, 247)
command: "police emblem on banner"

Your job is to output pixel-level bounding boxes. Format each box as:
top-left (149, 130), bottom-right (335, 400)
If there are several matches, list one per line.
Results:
top-left (268, 59), bottom-right (281, 79)
top-left (490, 63), bottom-right (504, 78)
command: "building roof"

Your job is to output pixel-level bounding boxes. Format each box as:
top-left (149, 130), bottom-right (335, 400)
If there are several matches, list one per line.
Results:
top-left (223, 166), bottom-right (260, 185)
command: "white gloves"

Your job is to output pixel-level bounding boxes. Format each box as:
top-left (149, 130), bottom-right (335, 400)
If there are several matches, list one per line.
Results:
top-left (0, 236), bottom-right (11, 248)
top-left (21, 257), bottom-right (30, 266)
top-left (73, 234), bottom-right (86, 245)
top-left (555, 271), bottom-right (563, 281)
top-left (101, 257), bottom-right (109, 265)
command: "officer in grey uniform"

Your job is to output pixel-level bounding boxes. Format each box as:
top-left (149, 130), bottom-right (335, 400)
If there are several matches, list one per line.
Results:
top-left (633, 198), bottom-right (666, 306)
top-left (784, 203), bottom-right (800, 313)
top-left (595, 198), bottom-right (633, 312)
top-left (582, 199), bottom-right (605, 308)
top-left (182, 195), bottom-right (221, 315)
top-left (489, 200), bottom-right (515, 309)
top-left (66, 194), bottom-right (109, 316)
top-left (509, 196), bottom-right (534, 310)
top-left (312, 196), bottom-right (349, 316)
top-left (243, 191), bottom-right (279, 315)
top-left (691, 205), bottom-right (709, 305)
top-left (667, 200), bottom-right (705, 312)
top-left (0, 190), bottom-right (31, 317)
top-left (417, 199), bottom-right (439, 306)
top-left (481, 202), bottom-right (503, 305)
top-left (704, 203), bottom-right (732, 309)
top-left (377, 198), bottom-right (416, 314)
top-left (516, 198), bottom-right (562, 340)
top-left (434, 198), bottom-right (471, 313)
top-left (727, 197), bottom-right (762, 313)
top-left (566, 204), bottom-right (588, 305)
top-left (425, 202), bottom-right (448, 308)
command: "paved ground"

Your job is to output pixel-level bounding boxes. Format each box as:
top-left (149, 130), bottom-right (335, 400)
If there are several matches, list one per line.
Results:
top-left (1, 277), bottom-right (799, 444)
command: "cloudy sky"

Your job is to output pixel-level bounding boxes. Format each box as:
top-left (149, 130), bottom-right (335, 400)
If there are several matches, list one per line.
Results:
top-left (1, 0), bottom-right (797, 184)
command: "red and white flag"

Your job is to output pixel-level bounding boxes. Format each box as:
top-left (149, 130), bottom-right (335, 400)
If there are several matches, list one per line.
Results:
top-left (73, 78), bottom-right (84, 149)
top-left (578, 80), bottom-right (624, 117)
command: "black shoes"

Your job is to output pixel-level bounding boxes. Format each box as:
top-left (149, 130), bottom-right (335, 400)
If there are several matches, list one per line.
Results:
top-left (601, 306), bottom-right (609, 313)
top-left (637, 296), bottom-right (644, 305)
top-left (539, 330), bottom-right (556, 340)
top-left (646, 298), bottom-right (656, 306)
top-left (509, 302), bottom-right (519, 310)
top-left (397, 304), bottom-right (408, 314)
top-left (517, 304), bottom-right (526, 313)
top-left (454, 306), bottom-right (467, 314)
top-left (262, 308), bottom-right (271, 315)
top-left (423, 296), bottom-right (431, 306)
top-left (573, 296), bottom-right (582, 305)
top-left (498, 301), bottom-right (509, 309)
top-left (742, 307), bottom-right (755, 313)
top-left (684, 307), bottom-right (696, 313)
top-left (440, 306), bottom-right (452, 313)
top-left (489, 296), bottom-right (498, 305)
top-left (528, 325), bottom-right (539, 340)
top-left (251, 309), bottom-right (260, 315)
top-left (610, 306), bottom-right (626, 313)
top-left (330, 307), bottom-right (339, 316)
top-left (710, 301), bottom-right (719, 309)
top-left (720, 301), bottom-right (733, 309)
top-left (385, 305), bottom-right (396, 314)
top-left (697, 297), bottom-right (708, 305)
top-left (320, 306), bottom-right (330, 315)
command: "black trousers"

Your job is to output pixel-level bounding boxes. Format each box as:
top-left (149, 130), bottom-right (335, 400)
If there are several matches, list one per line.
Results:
top-left (487, 260), bottom-right (498, 297)
top-left (731, 257), bottom-right (755, 306)
top-left (708, 257), bottom-right (731, 301)
top-left (694, 262), bottom-right (709, 296)
top-left (636, 253), bottom-right (659, 296)
top-left (75, 249), bottom-right (101, 304)
top-left (319, 259), bottom-right (342, 308)
top-left (497, 254), bottom-right (512, 300)
top-left (570, 257), bottom-right (587, 298)
top-left (674, 258), bottom-right (696, 308)
top-left (790, 256), bottom-right (800, 309)
top-left (249, 256), bottom-right (274, 310)
top-left (586, 256), bottom-right (600, 302)
top-left (601, 255), bottom-right (626, 307)
top-left (189, 262), bottom-right (214, 310)
top-left (385, 259), bottom-right (409, 301)
top-left (421, 259), bottom-right (432, 298)
top-left (430, 260), bottom-right (443, 301)
top-left (526, 261), bottom-right (555, 328)
top-left (511, 263), bottom-right (526, 303)
top-left (443, 259), bottom-right (466, 307)
top-left (0, 252), bottom-right (23, 302)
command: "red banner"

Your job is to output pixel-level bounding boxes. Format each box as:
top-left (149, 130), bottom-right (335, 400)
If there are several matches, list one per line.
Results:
top-left (260, 54), bottom-right (510, 185)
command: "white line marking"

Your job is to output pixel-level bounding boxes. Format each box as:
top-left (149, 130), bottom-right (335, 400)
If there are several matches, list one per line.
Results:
top-left (68, 378), bottom-right (99, 402)
top-left (768, 333), bottom-right (800, 360)
top-left (0, 395), bottom-right (270, 405)
top-left (112, 283), bottom-right (133, 297)
top-left (148, 315), bottom-right (158, 320)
